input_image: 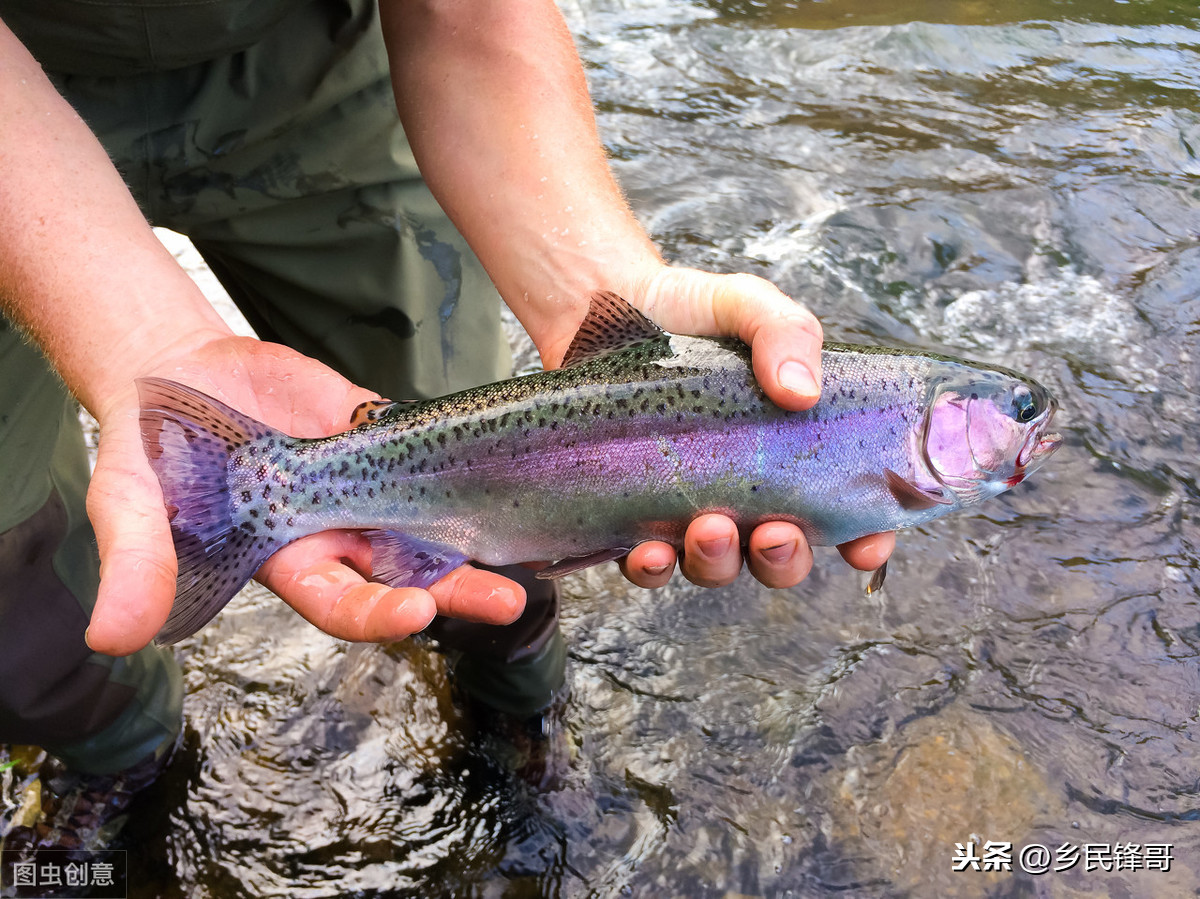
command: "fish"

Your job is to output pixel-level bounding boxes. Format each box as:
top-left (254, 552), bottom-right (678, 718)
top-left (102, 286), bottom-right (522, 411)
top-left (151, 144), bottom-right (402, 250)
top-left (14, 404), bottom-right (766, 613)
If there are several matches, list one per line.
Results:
top-left (139, 291), bottom-right (1062, 644)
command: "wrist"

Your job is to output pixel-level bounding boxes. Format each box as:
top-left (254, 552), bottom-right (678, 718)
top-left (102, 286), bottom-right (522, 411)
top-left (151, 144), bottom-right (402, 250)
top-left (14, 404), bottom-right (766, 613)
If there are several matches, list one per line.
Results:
top-left (88, 321), bottom-right (236, 427)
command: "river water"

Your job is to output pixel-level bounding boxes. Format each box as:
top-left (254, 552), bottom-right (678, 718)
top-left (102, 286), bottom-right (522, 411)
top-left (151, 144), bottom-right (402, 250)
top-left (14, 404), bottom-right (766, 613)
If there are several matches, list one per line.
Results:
top-left (108, 0), bottom-right (1200, 896)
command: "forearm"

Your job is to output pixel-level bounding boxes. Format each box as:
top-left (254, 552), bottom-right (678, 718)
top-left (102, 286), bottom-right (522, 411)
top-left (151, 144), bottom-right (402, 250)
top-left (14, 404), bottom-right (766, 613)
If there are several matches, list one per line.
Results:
top-left (0, 22), bottom-right (231, 422)
top-left (379, 0), bottom-right (663, 367)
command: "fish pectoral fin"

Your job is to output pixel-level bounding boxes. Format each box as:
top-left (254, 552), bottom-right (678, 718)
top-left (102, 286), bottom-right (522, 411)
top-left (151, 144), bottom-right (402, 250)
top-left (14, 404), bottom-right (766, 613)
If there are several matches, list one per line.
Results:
top-left (560, 291), bottom-right (664, 368)
top-left (884, 469), bottom-right (952, 511)
top-left (363, 529), bottom-right (470, 590)
top-left (866, 560), bottom-right (888, 594)
top-left (535, 546), bottom-right (634, 579)
top-left (348, 398), bottom-right (418, 427)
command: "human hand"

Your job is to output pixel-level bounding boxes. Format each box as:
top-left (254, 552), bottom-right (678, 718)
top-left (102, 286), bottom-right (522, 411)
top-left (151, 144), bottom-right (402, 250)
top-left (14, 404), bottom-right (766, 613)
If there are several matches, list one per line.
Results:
top-left (84, 336), bottom-right (525, 656)
top-left (609, 266), bottom-right (895, 589)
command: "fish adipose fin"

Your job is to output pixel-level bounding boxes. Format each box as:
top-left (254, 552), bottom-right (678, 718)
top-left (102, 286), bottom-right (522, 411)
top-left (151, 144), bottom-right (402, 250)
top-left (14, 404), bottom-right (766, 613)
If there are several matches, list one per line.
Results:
top-left (138, 378), bottom-right (285, 645)
top-left (362, 530), bottom-right (470, 589)
top-left (535, 546), bottom-right (634, 579)
top-left (884, 469), bottom-right (952, 511)
top-left (561, 291), bottom-right (663, 367)
top-left (348, 398), bottom-right (418, 428)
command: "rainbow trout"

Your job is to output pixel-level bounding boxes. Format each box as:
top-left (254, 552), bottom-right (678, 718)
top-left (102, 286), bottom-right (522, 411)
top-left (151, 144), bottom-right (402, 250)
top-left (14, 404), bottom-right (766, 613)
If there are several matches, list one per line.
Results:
top-left (140, 292), bottom-right (1061, 643)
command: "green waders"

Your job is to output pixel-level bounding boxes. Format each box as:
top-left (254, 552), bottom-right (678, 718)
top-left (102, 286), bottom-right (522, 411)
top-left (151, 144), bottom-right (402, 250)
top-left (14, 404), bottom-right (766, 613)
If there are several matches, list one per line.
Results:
top-left (0, 0), bottom-right (564, 775)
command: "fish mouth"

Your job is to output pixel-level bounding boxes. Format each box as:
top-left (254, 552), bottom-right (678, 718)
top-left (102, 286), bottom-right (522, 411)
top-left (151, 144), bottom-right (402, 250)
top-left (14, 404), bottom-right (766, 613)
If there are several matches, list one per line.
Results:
top-left (1025, 431), bottom-right (1062, 465)
top-left (1018, 405), bottom-right (1063, 468)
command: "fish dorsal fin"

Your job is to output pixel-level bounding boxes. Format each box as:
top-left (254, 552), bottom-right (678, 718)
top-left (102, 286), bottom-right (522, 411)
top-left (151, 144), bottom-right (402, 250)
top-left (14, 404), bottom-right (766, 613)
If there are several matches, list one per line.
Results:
top-left (561, 291), bottom-right (663, 368)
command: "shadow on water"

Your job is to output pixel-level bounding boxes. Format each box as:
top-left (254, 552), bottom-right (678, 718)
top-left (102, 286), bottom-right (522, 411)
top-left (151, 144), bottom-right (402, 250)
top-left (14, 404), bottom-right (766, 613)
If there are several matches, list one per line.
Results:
top-left (114, 0), bottom-right (1200, 895)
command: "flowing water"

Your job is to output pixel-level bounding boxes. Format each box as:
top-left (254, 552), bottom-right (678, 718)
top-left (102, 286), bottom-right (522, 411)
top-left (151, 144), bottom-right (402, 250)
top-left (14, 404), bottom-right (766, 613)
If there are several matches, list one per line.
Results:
top-left (105, 0), bottom-right (1200, 895)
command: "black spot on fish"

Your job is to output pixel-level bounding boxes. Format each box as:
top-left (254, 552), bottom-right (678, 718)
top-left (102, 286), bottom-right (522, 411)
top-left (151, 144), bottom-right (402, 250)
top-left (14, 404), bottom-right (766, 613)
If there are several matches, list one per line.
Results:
top-left (241, 490), bottom-right (251, 502)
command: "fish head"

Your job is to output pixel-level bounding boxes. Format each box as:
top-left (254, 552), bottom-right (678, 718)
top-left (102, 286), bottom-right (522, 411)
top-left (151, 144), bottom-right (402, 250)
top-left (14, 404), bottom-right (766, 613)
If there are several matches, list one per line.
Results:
top-left (919, 367), bottom-right (1062, 502)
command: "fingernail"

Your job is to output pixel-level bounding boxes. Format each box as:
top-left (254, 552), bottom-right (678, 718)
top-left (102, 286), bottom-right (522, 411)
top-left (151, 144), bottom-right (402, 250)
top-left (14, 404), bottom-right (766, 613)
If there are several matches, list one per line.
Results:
top-left (778, 360), bottom-right (819, 398)
top-left (642, 562), bottom-right (670, 577)
top-left (84, 627), bottom-right (94, 651)
top-left (759, 540), bottom-right (796, 566)
top-left (697, 536), bottom-right (732, 559)
top-left (489, 585), bottom-right (524, 621)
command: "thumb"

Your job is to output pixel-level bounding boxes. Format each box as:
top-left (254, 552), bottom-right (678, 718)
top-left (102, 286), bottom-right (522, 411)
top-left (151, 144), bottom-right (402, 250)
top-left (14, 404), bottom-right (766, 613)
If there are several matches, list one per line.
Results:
top-left (638, 268), bottom-right (824, 411)
top-left (84, 408), bottom-right (177, 655)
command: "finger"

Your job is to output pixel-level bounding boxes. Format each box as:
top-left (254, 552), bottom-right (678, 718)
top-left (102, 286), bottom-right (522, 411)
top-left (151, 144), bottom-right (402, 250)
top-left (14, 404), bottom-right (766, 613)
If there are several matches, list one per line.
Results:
top-left (620, 541), bottom-right (677, 588)
top-left (837, 531), bottom-right (897, 571)
top-left (86, 415), bottom-right (178, 656)
top-left (680, 513), bottom-right (743, 587)
top-left (641, 269), bottom-right (824, 411)
top-left (746, 521), bottom-right (813, 589)
top-left (427, 565), bottom-right (526, 624)
top-left (258, 531), bottom-right (528, 639)
top-left (262, 553), bottom-right (438, 642)
top-left (706, 273), bottom-right (824, 411)
top-left (747, 303), bottom-right (824, 411)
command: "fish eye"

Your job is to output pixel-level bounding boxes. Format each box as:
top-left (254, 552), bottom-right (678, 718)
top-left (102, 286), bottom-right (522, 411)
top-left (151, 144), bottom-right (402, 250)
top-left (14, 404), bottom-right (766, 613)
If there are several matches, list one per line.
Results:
top-left (1012, 385), bottom-right (1039, 423)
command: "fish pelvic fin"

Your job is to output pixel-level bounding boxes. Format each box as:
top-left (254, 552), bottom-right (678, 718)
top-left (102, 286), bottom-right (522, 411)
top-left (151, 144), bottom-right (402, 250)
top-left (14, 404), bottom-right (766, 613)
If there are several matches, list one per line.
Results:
top-left (561, 291), bottom-right (663, 367)
top-left (137, 378), bottom-right (284, 645)
top-left (535, 546), bottom-right (634, 579)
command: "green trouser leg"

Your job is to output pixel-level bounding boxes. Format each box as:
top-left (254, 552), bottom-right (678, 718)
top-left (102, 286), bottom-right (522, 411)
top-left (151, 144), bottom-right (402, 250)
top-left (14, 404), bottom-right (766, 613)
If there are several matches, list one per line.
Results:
top-left (40, 0), bottom-right (562, 716)
top-left (0, 321), bottom-right (182, 776)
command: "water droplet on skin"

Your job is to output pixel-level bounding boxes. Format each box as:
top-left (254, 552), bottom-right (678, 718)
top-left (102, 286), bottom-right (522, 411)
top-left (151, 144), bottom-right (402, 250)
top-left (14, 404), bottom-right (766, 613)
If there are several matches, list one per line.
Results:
top-left (296, 571), bottom-right (342, 590)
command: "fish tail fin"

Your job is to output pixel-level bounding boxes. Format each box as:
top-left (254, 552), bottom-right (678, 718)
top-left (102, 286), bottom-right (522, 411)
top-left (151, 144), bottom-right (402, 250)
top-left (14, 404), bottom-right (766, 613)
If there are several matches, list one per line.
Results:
top-left (137, 377), bottom-right (284, 644)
